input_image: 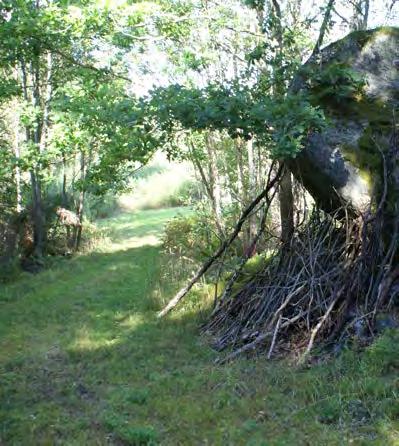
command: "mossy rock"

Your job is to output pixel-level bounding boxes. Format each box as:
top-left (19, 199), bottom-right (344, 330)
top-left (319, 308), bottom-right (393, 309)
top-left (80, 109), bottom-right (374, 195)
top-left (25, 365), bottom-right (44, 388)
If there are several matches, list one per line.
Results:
top-left (290, 27), bottom-right (399, 214)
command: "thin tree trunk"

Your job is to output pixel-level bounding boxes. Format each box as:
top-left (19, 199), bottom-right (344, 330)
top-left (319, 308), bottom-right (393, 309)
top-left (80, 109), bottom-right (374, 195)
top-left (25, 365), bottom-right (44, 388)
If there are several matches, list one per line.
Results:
top-left (235, 139), bottom-right (251, 253)
top-left (31, 56), bottom-right (46, 258)
top-left (269, 0), bottom-right (295, 246)
top-left (62, 153), bottom-right (68, 207)
top-left (39, 52), bottom-right (53, 153)
top-left (190, 148), bottom-right (224, 237)
top-left (158, 165), bottom-right (283, 318)
top-left (310, 0), bottom-right (336, 58)
top-left (61, 152), bottom-right (71, 246)
top-left (30, 51), bottom-right (53, 257)
top-left (351, 0), bottom-right (369, 30)
top-left (362, 0), bottom-right (369, 29)
top-left (21, 59), bottom-right (46, 258)
top-left (74, 151), bottom-right (86, 251)
top-left (12, 102), bottom-right (22, 214)
top-left (246, 138), bottom-right (257, 254)
top-left (279, 163), bottom-right (294, 245)
top-left (205, 134), bottom-right (224, 237)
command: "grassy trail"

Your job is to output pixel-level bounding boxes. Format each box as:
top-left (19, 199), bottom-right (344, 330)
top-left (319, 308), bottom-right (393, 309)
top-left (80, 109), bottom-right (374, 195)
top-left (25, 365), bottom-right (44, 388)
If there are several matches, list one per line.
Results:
top-left (0, 208), bottom-right (398, 445)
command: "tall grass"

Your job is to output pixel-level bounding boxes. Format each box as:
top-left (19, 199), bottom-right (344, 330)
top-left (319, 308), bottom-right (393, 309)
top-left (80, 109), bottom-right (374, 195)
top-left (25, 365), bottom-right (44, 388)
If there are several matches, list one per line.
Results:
top-left (118, 156), bottom-right (198, 211)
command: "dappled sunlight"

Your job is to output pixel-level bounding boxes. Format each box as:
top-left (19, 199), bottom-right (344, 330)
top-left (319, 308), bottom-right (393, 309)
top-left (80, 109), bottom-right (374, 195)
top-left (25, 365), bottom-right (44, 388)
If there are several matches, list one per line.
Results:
top-left (118, 156), bottom-right (194, 212)
top-left (71, 327), bottom-right (122, 352)
top-left (104, 234), bottom-right (162, 252)
top-left (96, 206), bottom-right (189, 253)
top-left (68, 313), bottom-right (150, 354)
top-left (114, 313), bottom-right (147, 330)
top-left (377, 423), bottom-right (399, 445)
top-left (2, 1), bottom-right (398, 443)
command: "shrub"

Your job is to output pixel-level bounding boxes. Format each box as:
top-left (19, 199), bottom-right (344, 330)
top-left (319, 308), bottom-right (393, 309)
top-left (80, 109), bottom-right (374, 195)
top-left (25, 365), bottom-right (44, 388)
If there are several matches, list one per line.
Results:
top-left (84, 193), bottom-right (121, 220)
top-left (162, 213), bottom-right (220, 262)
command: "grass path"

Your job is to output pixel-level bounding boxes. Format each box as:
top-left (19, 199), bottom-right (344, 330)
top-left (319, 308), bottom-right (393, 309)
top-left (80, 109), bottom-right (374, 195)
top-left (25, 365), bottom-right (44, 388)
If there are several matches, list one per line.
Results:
top-left (0, 207), bottom-right (398, 445)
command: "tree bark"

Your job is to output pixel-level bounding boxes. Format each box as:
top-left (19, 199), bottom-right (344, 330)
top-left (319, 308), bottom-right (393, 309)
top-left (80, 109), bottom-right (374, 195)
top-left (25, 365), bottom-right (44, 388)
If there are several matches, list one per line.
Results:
top-left (12, 101), bottom-right (22, 214)
top-left (74, 151), bottom-right (86, 251)
top-left (269, 0), bottom-right (295, 246)
top-left (279, 163), bottom-right (294, 245)
top-left (235, 139), bottom-right (251, 253)
top-left (21, 59), bottom-right (46, 258)
top-left (310, 0), bottom-right (336, 59)
top-left (246, 138), bottom-right (257, 254)
top-left (351, 0), bottom-right (369, 30)
top-left (205, 134), bottom-right (224, 238)
top-left (24, 50), bottom-right (53, 258)
top-left (62, 152), bottom-right (68, 207)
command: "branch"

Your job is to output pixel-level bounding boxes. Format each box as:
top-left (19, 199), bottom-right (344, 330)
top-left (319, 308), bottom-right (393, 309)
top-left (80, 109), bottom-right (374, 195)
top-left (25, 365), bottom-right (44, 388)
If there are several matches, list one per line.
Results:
top-left (157, 165), bottom-right (283, 317)
top-left (49, 47), bottom-right (131, 82)
top-left (30, 35), bottom-right (131, 82)
top-left (310, 0), bottom-right (336, 59)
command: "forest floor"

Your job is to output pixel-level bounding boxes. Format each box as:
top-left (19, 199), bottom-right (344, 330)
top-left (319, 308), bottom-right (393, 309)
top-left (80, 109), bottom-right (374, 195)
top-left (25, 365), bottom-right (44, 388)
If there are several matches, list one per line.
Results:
top-left (1, 207), bottom-right (398, 445)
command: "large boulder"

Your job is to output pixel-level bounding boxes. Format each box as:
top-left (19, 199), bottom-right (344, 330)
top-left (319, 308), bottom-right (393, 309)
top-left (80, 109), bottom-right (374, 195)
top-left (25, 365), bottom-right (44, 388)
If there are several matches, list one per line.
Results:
top-left (290, 27), bottom-right (399, 215)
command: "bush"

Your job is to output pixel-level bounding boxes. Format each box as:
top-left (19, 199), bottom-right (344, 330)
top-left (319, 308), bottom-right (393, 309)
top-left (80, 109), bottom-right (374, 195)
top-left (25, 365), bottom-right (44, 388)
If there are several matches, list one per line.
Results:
top-left (84, 193), bottom-right (121, 220)
top-left (162, 213), bottom-right (220, 262)
top-left (0, 257), bottom-right (21, 284)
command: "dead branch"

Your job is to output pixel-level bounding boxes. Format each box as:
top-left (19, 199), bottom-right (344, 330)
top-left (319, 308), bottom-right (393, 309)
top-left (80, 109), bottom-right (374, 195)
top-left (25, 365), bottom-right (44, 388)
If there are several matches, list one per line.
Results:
top-left (205, 121), bottom-right (399, 362)
top-left (157, 164), bottom-right (283, 318)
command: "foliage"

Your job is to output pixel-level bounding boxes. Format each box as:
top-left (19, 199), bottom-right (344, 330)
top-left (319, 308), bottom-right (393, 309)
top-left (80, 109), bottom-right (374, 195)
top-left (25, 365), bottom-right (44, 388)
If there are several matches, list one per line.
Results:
top-left (0, 0), bottom-right (186, 258)
top-left (162, 213), bottom-right (220, 261)
top-left (145, 82), bottom-right (326, 159)
top-left (305, 61), bottom-right (367, 105)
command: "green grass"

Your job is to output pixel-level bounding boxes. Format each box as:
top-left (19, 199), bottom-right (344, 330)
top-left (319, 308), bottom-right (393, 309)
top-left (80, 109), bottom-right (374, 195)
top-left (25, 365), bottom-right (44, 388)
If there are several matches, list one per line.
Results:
top-left (1, 207), bottom-right (398, 445)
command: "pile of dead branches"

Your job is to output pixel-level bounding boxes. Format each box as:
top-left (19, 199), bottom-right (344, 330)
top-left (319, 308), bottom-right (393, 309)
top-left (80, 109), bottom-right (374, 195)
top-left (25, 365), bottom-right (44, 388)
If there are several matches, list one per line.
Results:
top-left (159, 126), bottom-right (399, 362)
top-left (203, 212), bottom-right (370, 362)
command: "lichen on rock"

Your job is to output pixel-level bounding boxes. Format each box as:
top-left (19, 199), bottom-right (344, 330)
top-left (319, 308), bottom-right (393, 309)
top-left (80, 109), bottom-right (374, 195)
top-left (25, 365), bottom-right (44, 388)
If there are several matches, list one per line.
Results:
top-left (290, 27), bottom-right (399, 215)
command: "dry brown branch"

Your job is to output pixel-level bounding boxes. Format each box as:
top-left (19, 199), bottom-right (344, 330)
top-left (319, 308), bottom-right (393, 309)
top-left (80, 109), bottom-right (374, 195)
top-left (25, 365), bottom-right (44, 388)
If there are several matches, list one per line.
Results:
top-left (267, 314), bottom-right (282, 359)
top-left (206, 200), bottom-right (397, 361)
top-left (203, 121), bottom-right (399, 362)
top-left (157, 165), bottom-right (282, 318)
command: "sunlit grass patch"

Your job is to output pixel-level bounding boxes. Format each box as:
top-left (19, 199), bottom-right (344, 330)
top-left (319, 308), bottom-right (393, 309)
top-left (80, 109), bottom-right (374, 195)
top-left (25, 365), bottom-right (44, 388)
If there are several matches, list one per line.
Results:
top-left (118, 155), bottom-right (196, 212)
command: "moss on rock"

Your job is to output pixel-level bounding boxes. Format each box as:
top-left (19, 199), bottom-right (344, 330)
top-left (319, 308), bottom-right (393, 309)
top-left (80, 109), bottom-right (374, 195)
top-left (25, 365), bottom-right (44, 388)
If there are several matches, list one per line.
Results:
top-left (291, 27), bottom-right (399, 215)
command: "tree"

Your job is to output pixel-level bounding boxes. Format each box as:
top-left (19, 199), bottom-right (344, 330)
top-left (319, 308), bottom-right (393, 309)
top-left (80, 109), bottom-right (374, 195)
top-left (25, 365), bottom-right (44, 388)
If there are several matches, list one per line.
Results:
top-left (0, 0), bottom-right (172, 258)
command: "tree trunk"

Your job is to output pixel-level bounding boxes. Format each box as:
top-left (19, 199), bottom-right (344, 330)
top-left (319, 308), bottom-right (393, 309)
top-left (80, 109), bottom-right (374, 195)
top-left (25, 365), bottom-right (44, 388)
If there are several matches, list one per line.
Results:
top-left (20, 59), bottom-right (46, 258)
top-left (246, 138), bottom-right (257, 254)
top-left (25, 51), bottom-right (52, 258)
top-left (62, 152), bottom-right (68, 207)
top-left (12, 102), bottom-right (22, 214)
top-left (351, 0), bottom-right (369, 30)
top-left (269, 0), bottom-right (295, 246)
top-left (235, 139), bottom-right (251, 254)
top-left (205, 134), bottom-right (224, 237)
top-left (74, 151), bottom-right (86, 251)
top-left (279, 163), bottom-right (294, 245)
top-left (31, 57), bottom-right (46, 258)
